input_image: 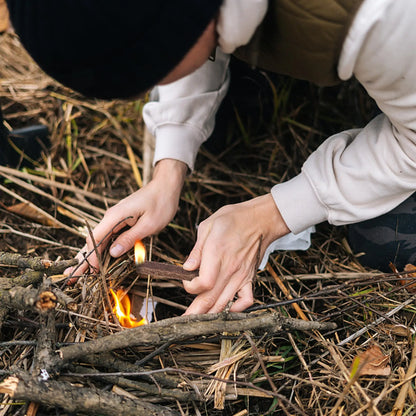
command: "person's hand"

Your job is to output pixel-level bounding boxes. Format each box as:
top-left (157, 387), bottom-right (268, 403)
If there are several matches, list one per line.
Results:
top-left (182, 194), bottom-right (290, 314)
top-left (65, 159), bottom-right (187, 276)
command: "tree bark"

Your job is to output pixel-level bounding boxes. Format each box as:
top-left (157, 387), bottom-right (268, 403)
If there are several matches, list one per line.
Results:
top-left (136, 261), bottom-right (198, 281)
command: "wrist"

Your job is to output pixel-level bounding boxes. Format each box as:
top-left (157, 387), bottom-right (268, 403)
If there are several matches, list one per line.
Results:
top-left (152, 158), bottom-right (187, 195)
top-left (255, 194), bottom-right (290, 243)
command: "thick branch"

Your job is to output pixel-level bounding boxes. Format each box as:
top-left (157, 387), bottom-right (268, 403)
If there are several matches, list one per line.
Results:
top-left (0, 286), bottom-right (56, 311)
top-left (56, 312), bottom-right (336, 368)
top-left (136, 261), bottom-right (198, 281)
top-left (0, 270), bottom-right (44, 290)
top-left (0, 374), bottom-right (179, 416)
top-left (32, 311), bottom-right (56, 374)
top-left (0, 252), bottom-right (77, 275)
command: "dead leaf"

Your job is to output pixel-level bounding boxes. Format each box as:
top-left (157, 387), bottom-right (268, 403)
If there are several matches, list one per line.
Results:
top-left (402, 264), bottom-right (416, 292)
top-left (379, 323), bottom-right (412, 338)
top-left (389, 262), bottom-right (416, 293)
top-left (6, 202), bottom-right (58, 226)
top-left (351, 344), bottom-right (391, 377)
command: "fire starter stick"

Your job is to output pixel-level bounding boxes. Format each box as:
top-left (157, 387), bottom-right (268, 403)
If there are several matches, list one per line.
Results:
top-left (136, 261), bottom-right (198, 281)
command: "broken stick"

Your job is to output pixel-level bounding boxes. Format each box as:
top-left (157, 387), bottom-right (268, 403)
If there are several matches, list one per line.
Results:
top-left (0, 251), bottom-right (78, 275)
top-left (136, 261), bottom-right (198, 281)
top-left (1, 286), bottom-right (56, 312)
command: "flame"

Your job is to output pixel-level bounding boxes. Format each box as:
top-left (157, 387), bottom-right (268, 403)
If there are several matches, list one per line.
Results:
top-left (134, 240), bottom-right (146, 264)
top-left (110, 288), bottom-right (147, 328)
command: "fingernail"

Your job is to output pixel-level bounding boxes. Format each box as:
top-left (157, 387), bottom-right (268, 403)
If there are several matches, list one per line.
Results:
top-left (183, 257), bottom-right (196, 269)
top-left (110, 244), bottom-right (124, 257)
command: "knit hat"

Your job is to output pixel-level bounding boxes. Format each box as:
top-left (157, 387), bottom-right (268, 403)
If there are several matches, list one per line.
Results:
top-left (7, 0), bottom-right (222, 99)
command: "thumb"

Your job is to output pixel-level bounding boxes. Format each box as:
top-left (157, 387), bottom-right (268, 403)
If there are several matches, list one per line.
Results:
top-left (109, 228), bottom-right (143, 258)
top-left (183, 244), bottom-right (202, 271)
top-left (109, 217), bottom-right (156, 258)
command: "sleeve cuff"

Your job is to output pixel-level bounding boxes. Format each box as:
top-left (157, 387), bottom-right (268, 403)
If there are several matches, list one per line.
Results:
top-left (271, 173), bottom-right (328, 234)
top-left (153, 123), bottom-right (206, 171)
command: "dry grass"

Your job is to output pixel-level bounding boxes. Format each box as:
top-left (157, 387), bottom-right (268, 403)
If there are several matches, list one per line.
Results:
top-left (0, 32), bottom-right (416, 416)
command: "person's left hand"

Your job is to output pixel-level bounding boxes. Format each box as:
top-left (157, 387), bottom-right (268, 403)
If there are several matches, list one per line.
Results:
top-left (182, 194), bottom-right (290, 314)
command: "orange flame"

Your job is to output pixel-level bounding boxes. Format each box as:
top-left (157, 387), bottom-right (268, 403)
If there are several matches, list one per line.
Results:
top-left (110, 288), bottom-right (147, 328)
top-left (134, 240), bottom-right (146, 264)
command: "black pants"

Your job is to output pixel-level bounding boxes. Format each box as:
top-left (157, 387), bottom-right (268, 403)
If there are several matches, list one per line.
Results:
top-left (348, 193), bottom-right (416, 272)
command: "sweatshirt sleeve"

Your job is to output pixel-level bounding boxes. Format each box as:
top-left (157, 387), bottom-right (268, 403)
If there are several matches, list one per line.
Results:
top-left (272, 0), bottom-right (416, 234)
top-left (142, 49), bottom-right (230, 171)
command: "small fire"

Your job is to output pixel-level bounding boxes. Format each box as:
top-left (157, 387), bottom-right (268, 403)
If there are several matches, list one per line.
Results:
top-left (135, 240), bottom-right (146, 264)
top-left (110, 288), bottom-right (147, 328)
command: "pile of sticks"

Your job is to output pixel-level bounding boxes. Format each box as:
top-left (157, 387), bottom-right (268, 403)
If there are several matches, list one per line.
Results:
top-left (0, 252), bottom-right (337, 415)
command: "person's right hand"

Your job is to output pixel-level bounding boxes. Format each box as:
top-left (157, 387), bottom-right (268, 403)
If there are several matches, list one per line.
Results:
top-left (65, 158), bottom-right (188, 276)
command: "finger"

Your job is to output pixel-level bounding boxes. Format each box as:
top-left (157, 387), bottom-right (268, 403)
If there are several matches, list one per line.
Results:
top-left (183, 245), bottom-right (221, 295)
top-left (183, 242), bottom-right (202, 271)
top-left (109, 216), bottom-right (156, 258)
top-left (86, 208), bottom-right (138, 259)
top-left (184, 286), bottom-right (224, 315)
top-left (229, 281), bottom-right (254, 312)
top-left (64, 245), bottom-right (89, 276)
top-left (207, 269), bottom-right (253, 314)
top-left (183, 222), bottom-right (221, 295)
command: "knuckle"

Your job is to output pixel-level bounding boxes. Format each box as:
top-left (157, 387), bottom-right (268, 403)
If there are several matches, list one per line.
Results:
top-left (117, 233), bottom-right (135, 250)
top-left (199, 278), bottom-right (215, 292)
top-left (197, 219), bottom-right (209, 234)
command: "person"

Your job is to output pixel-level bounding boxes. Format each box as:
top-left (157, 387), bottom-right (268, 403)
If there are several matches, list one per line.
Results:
top-left (6, 0), bottom-right (416, 314)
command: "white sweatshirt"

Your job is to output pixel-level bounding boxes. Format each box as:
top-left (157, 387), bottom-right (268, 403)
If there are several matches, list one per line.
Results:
top-left (143, 0), bottom-right (416, 234)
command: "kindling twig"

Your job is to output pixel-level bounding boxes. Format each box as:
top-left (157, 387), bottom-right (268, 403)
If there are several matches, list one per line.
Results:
top-left (337, 294), bottom-right (416, 347)
top-left (391, 339), bottom-right (416, 415)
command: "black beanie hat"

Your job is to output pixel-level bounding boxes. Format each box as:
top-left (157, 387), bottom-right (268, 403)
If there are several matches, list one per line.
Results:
top-left (6, 0), bottom-right (222, 99)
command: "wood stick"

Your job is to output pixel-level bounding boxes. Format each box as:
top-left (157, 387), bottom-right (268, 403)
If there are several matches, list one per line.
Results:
top-left (136, 261), bottom-right (198, 281)
top-left (0, 373), bottom-right (179, 416)
top-left (1, 286), bottom-right (56, 312)
top-left (81, 353), bottom-right (180, 389)
top-left (33, 311), bottom-right (56, 374)
top-left (391, 339), bottom-right (416, 415)
top-left (67, 365), bottom-right (200, 402)
top-left (0, 251), bottom-right (78, 274)
top-left (55, 312), bottom-right (336, 370)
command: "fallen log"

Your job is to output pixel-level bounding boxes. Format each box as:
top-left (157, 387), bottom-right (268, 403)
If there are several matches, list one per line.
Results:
top-left (55, 312), bottom-right (336, 370)
top-left (0, 373), bottom-right (179, 416)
